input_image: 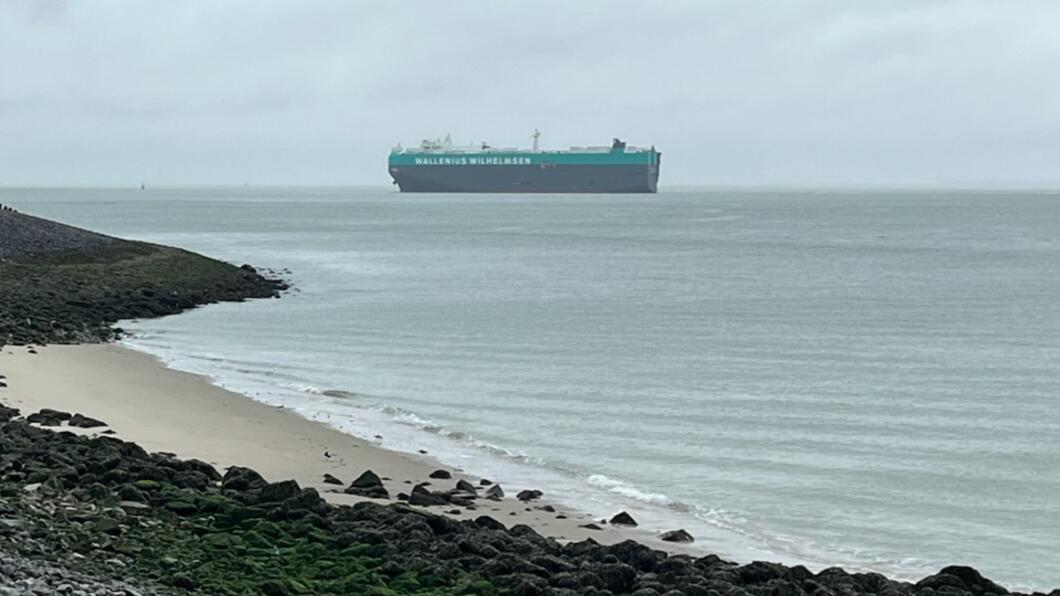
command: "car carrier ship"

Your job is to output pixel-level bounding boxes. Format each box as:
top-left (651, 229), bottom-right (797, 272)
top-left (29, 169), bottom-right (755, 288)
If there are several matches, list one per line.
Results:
top-left (388, 130), bottom-right (660, 193)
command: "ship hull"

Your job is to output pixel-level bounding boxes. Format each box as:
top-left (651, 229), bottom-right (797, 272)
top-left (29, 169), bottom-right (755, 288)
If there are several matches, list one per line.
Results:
top-left (389, 163), bottom-right (660, 193)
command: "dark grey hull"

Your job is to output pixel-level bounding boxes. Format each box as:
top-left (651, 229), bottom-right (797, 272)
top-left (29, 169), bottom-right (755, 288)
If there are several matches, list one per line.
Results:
top-left (389, 163), bottom-right (660, 193)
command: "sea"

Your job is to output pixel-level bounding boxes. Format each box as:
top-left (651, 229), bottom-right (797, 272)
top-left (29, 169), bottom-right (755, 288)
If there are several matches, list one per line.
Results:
top-left (6, 187), bottom-right (1058, 591)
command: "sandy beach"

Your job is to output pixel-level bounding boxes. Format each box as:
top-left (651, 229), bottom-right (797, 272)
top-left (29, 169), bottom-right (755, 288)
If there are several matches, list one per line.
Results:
top-left (0, 342), bottom-right (690, 554)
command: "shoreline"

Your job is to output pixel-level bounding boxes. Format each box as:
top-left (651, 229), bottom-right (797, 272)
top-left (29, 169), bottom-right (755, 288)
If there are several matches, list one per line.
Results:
top-left (1, 208), bottom-right (1054, 593)
top-left (0, 342), bottom-right (693, 555)
top-left (4, 339), bottom-right (1055, 593)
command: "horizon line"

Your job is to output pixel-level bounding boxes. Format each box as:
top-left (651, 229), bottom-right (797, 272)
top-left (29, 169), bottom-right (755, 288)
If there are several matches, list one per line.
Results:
top-left (2, 183), bottom-right (1060, 193)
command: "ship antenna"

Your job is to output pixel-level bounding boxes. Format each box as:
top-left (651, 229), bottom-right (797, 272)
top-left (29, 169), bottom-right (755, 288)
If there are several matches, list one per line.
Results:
top-left (532, 128), bottom-right (540, 152)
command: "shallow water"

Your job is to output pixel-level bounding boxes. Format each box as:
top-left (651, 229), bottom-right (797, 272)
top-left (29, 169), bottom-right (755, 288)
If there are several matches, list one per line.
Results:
top-left (7, 187), bottom-right (1059, 590)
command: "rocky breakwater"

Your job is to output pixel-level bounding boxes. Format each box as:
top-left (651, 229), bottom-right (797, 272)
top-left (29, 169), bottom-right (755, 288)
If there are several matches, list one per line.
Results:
top-left (0, 405), bottom-right (1055, 596)
top-left (0, 208), bottom-right (287, 347)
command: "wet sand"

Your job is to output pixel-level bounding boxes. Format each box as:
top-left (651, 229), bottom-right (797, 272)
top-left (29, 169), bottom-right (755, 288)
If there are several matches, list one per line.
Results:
top-left (0, 343), bottom-right (693, 553)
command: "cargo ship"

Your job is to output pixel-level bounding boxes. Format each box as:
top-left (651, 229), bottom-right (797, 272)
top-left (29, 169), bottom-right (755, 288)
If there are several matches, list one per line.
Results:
top-left (388, 131), bottom-right (660, 193)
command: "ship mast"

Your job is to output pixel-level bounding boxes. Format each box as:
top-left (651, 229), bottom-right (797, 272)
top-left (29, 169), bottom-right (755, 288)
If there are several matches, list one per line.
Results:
top-left (532, 129), bottom-right (540, 152)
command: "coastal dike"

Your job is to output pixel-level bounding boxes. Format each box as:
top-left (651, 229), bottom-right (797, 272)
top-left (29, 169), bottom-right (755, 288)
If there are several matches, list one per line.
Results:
top-left (0, 207), bottom-right (1056, 595)
top-left (0, 206), bottom-right (286, 348)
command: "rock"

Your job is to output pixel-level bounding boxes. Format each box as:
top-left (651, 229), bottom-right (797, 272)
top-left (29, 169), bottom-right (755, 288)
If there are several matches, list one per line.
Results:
top-left (171, 573), bottom-right (196, 590)
top-left (429, 469), bottom-right (451, 479)
top-left (475, 515), bottom-right (507, 530)
top-left (25, 408), bottom-right (72, 426)
top-left (536, 505), bottom-right (556, 513)
top-left (659, 529), bottom-right (694, 543)
top-left (118, 501), bottom-right (150, 511)
top-left (917, 566), bottom-right (1010, 596)
top-left (938, 565), bottom-right (1009, 595)
top-left (598, 562), bottom-right (638, 593)
top-left (516, 489), bottom-right (543, 502)
top-left (407, 484), bottom-right (449, 507)
top-left (259, 579), bottom-right (290, 596)
top-left (455, 479), bottom-right (479, 495)
top-left (184, 458), bottom-right (222, 481)
top-left (131, 479), bottom-right (161, 492)
top-left (350, 470), bottom-right (383, 488)
top-left (68, 413), bottom-right (107, 428)
top-left (0, 404), bottom-right (19, 422)
top-left (278, 488), bottom-right (329, 517)
top-left (485, 484), bottom-right (505, 500)
top-left (221, 466), bottom-right (268, 491)
top-left (344, 484), bottom-right (389, 499)
top-left (610, 511), bottom-right (638, 526)
top-left (172, 470), bottom-right (211, 490)
top-left (344, 471), bottom-right (389, 498)
top-left (164, 501), bottom-right (198, 516)
top-left (479, 479), bottom-right (493, 486)
top-left (579, 523), bottom-right (603, 530)
top-left (117, 484), bottom-right (147, 502)
top-left (259, 480), bottom-right (302, 503)
top-left (92, 515), bottom-right (121, 534)
top-left (322, 473), bottom-right (343, 485)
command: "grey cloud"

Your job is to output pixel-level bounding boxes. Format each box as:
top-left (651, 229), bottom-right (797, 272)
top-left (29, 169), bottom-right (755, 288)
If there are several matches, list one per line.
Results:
top-left (1, 0), bottom-right (1058, 187)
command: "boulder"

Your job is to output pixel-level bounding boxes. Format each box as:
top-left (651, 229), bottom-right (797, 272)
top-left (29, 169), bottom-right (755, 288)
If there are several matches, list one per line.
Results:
top-left (408, 484), bottom-right (449, 507)
top-left (173, 470), bottom-right (211, 490)
top-left (918, 566), bottom-right (1009, 596)
top-left (0, 404), bottom-right (19, 422)
top-left (344, 470), bottom-right (389, 498)
top-left (610, 511), bottom-right (638, 527)
top-left (69, 413), bottom-right (107, 428)
top-left (164, 500), bottom-right (198, 516)
top-left (350, 470), bottom-right (383, 488)
top-left (344, 484), bottom-right (389, 499)
top-left (322, 473), bottom-right (343, 485)
top-left (429, 469), bottom-right (452, 479)
top-left (659, 529), bottom-right (694, 543)
top-left (184, 458), bottom-right (222, 481)
top-left (474, 516), bottom-right (507, 531)
top-left (485, 484), bottom-right (505, 500)
top-left (259, 480), bottom-right (302, 503)
top-left (280, 488), bottom-right (329, 515)
top-left (221, 466), bottom-right (268, 491)
top-left (597, 562), bottom-right (638, 593)
top-left (455, 479), bottom-right (479, 495)
top-left (516, 489), bottom-right (543, 502)
top-left (26, 408), bottom-right (72, 426)
top-left (446, 492), bottom-right (477, 507)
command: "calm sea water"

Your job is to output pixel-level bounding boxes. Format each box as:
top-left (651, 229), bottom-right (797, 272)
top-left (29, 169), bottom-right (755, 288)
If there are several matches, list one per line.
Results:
top-left (7, 187), bottom-right (1059, 590)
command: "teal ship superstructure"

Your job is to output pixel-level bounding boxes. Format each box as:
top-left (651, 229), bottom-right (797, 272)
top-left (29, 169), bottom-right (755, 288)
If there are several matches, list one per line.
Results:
top-left (388, 131), bottom-right (661, 193)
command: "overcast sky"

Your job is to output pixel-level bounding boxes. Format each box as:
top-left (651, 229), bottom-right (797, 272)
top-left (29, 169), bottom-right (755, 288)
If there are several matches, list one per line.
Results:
top-left (2, 1), bottom-right (1059, 187)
